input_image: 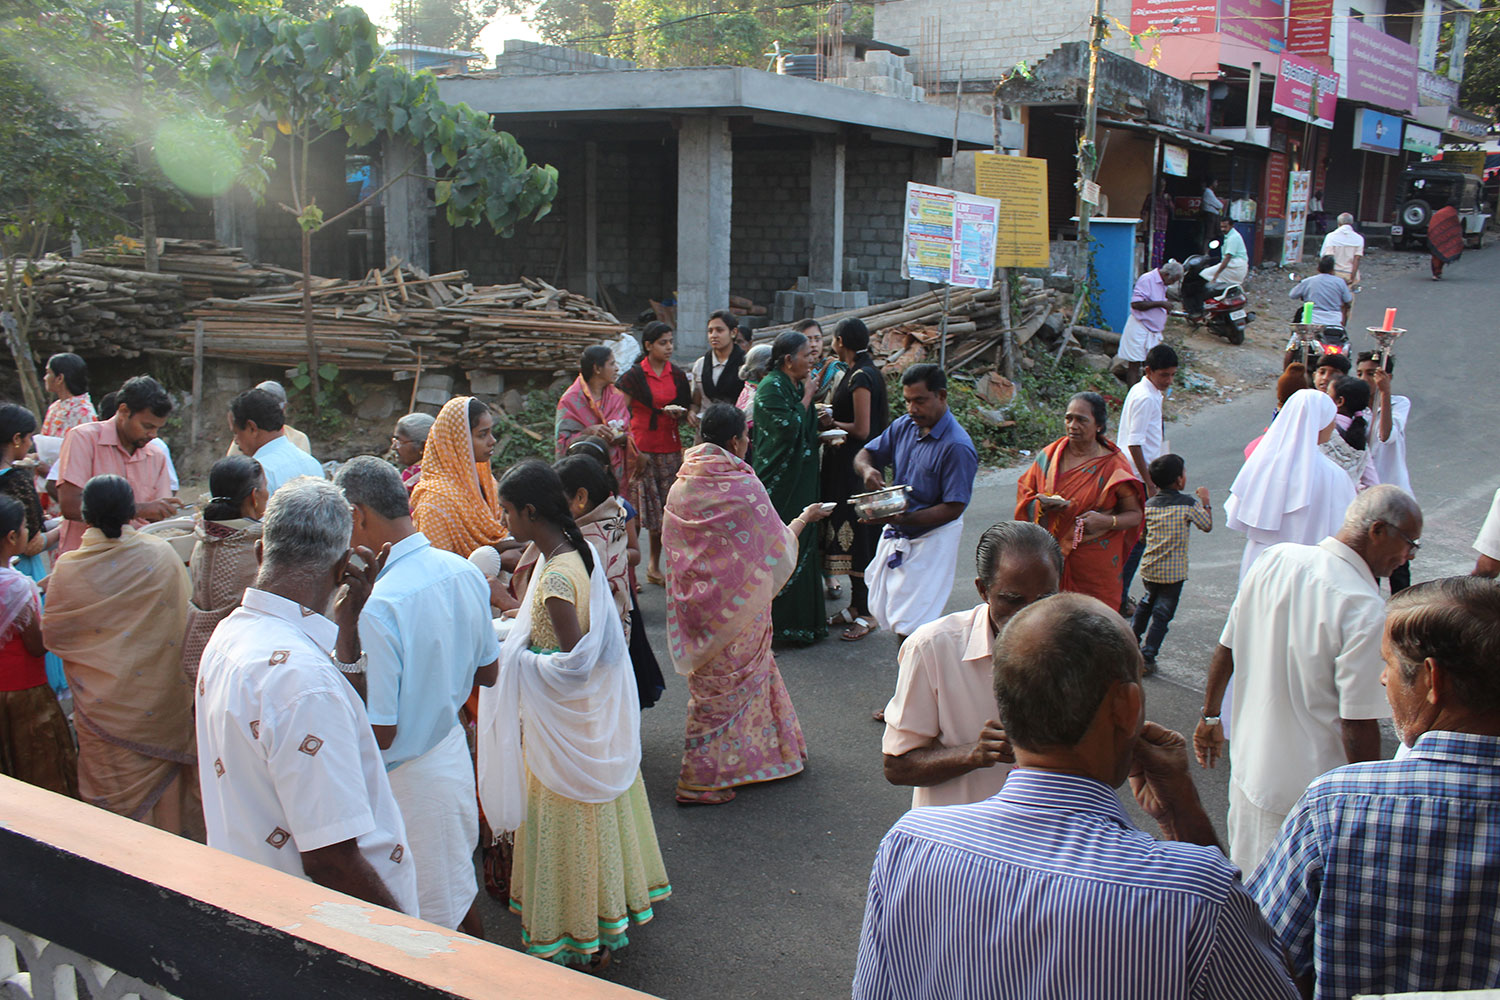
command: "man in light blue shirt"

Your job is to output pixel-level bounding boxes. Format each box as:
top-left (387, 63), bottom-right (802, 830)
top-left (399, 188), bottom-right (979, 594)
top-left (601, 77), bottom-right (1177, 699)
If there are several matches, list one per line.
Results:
top-left (853, 593), bottom-right (1298, 1000)
top-left (336, 456), bottom-right (499, 935)
top-left (1210, 216), bottom-right (1249, 287)
top-left (1288, 254), bottom-right (1353, 327)
top-left (228, 388), bottom-right (323, 494)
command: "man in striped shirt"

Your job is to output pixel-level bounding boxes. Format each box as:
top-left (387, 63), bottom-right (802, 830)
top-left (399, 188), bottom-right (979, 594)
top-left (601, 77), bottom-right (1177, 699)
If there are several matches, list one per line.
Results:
top-left (853, 593), bottom-right (1296, 1000)
top-left (1251, 577), bottom-right (1500, 1000)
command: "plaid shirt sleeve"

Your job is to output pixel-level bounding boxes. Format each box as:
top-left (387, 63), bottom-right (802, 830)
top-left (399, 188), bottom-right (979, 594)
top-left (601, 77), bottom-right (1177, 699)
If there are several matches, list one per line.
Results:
top-left (1248, 798), bottom-right (1326, 979)
top-left (1189, 502), bottom-right (1213, 533)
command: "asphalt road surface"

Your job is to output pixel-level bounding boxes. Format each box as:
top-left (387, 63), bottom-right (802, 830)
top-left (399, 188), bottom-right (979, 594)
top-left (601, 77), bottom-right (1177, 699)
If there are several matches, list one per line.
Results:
top-left (474, 245), bottom-right (1498, 998)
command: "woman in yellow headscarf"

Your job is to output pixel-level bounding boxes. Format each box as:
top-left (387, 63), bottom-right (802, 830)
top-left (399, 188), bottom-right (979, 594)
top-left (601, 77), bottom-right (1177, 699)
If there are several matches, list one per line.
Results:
top-left (411, 396), bottom-right (507, 557)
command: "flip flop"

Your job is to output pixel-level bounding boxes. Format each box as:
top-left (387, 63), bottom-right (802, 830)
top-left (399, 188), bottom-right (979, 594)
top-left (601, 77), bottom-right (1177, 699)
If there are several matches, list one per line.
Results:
top-left (646, 570), bottom-right (666, 587)
top-left (828, 607), bottom-right (857, 627)
top-left (675, 787), bottom-right (736, 806)
top-left (841, 617), bottom-right (877, 641)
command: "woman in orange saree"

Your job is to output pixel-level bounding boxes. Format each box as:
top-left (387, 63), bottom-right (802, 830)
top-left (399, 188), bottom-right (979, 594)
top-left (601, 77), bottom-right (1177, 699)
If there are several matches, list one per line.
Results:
top-left (1015, 392), bottom-right (1144, 611)
top-left (411, 396), bottom-right (508, 558)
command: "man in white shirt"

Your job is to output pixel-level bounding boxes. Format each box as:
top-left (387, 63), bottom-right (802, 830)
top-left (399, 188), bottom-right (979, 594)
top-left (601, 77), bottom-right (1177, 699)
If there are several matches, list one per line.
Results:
top-left (335, 456), bottom-right (499, 934)
top-left (1473, 488), bottom-right (1500, 578)
top-left (1193, 485), bottom-right (1422, 874)
top-left (228, 388), bottom-right (323, 495)
top-left (1320, 213), bottom-right (1365, 285)
top-left (1116, 344), bottom-right (1177, 605)
top-left (1357, 351), bottom-right (1413, 591)
top-left (196, 476), bottom-right (418, 915)
top-left (882, 523), bottom-right (1060, 808)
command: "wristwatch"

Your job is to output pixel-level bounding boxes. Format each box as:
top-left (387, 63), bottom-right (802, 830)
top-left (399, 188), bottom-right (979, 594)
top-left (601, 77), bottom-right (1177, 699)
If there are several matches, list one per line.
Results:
top-left (332, 651), bottom-right (367, 676)
top-left (1201, 714), bottom-right (1221, 726)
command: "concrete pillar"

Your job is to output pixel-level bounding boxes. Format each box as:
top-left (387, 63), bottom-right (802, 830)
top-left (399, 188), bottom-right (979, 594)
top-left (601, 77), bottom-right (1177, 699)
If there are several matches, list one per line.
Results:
top-left (1245, 61), bottom-right (1261, 143)
top-left (383, 137), bottom-right (430, 272)
top-left (213, 189), bottom-right (259, 262)
top-left (1449, 12), bottom-right (1471, 82)
top-left (808, 134), bottom-right (846, 291)
top-left (911, 147), bottom-right (940, 186)
top-left (1417, 0), bottom-right (1441, 72)
top-left (675, 115), bottom-right (732, 358)
top-left (566, 142), bottom-right (600, 300)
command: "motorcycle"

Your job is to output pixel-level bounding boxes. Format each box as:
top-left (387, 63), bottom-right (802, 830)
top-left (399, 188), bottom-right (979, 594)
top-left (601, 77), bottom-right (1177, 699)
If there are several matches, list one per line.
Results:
top-left (1176, 245), bottom-right (1253, 345)
top-left (1283, 273), bottom-right (1352, 369)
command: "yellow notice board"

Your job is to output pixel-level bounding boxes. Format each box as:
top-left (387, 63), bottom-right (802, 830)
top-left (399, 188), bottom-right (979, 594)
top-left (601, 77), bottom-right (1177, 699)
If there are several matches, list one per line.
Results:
top-left (974, 153), bottom-right (1050, 269)
top-left (1446, 150), bottom-right (1486, 177)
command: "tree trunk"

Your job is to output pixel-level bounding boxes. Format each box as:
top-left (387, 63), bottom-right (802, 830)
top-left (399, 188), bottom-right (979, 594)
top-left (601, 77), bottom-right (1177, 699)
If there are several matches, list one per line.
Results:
top-left (301, 229), bottom-right (321, 419)
top-left (1, 311), bottom-right (46, 418)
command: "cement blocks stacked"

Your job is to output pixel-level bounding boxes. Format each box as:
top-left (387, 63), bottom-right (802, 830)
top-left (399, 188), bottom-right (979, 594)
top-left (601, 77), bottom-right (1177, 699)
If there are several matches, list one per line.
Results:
top-left (824, 50), bottom-right (925, 102)
top-left (494, 40), bottom-right (635, 77)
top-left (772, 276), bottom-right (870, 322)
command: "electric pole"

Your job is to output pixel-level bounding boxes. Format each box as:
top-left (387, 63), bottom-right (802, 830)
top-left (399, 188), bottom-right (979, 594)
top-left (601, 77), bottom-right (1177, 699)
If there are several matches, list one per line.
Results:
top-left (1077, 0), bottom-right (1106, 243)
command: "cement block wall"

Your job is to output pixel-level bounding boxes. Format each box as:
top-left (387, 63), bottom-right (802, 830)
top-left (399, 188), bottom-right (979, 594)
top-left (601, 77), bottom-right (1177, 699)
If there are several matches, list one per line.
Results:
top-left (729, 143), bottom-right (810, 308)
top-left (493, 39), bottom-right (636, 76)
top-left (844, 141), bottom-right (935, 302)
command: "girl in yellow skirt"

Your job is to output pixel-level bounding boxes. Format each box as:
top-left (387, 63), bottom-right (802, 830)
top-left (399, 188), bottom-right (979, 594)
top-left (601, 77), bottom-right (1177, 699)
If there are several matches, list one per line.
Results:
top-left (478, 459), bottom-right (670, 971)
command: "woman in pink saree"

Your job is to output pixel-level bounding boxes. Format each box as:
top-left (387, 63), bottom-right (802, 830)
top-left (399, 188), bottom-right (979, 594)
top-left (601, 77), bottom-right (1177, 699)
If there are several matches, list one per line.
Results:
top-left (555, 345), bottom-right (634, 490)
top-left (661, 403), bottom-right (829, 805)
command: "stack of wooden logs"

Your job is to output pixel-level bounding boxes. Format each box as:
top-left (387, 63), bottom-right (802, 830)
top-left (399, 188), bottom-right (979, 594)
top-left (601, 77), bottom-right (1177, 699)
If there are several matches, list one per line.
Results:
top-left (16, 259), bottom-right (191, 359)
top-left (74, 239), bottom-right (297, 299)
top-left (161, 268), bottom-right (628, 373)
top-left (755, 282), bottom-right (1068, 374)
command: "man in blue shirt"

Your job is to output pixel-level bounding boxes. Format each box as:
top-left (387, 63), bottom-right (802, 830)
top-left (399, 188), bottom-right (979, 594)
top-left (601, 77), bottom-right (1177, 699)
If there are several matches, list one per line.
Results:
top-left (335, 456), bottom-right (499, 935)
top-left (227, 388), bottom-right (323, 494)
top-left (854, 593), bottom-right (1298, 1000)
top-left (1251, 577), bottom-right (1500, 1000)
top-left (1288, 254), bottom-right (1353, 328)
top-left (853, 364), bottom-right (978, 641)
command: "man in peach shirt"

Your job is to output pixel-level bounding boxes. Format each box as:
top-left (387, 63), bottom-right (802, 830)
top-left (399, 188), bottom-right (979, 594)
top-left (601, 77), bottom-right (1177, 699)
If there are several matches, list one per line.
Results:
top-left (55, 375), bottom-right (180, 554)
top-left (881, 522), bottom-right (1062, 808)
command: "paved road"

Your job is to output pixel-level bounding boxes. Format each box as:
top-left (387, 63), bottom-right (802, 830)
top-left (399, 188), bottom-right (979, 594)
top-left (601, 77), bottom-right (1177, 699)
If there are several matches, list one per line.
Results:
top-left (475, 246), bottom-right (1498, 998)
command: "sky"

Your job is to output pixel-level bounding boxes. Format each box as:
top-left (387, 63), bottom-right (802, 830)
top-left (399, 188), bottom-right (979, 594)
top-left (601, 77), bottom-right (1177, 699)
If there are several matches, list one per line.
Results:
top-left (358, 1), bottom-right (543, 64)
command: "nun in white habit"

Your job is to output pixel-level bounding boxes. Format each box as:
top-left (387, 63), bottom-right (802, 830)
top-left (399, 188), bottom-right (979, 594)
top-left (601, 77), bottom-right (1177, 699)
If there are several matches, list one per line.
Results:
top-left (1227, 389), bottom-right (1356, 581)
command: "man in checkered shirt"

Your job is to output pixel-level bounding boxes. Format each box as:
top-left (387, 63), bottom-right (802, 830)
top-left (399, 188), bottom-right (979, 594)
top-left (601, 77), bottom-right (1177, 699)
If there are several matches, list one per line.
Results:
top-left (196, 476), bottom-right (418, 915)
top-left (1250, 576), bottom-right (1500, 1000)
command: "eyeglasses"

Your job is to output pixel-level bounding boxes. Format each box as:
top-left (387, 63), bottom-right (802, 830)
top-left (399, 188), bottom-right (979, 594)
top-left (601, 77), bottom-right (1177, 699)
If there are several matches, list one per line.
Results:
top-left (1385, 523), bottom-right (1421, 553)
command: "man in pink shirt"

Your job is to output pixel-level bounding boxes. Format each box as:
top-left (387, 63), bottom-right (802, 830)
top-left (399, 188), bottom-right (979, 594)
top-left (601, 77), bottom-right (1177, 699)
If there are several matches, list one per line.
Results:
top-left (55, 376), bottom-right (180, 554)
top-left (881, 522), bottom-right (1061, 808)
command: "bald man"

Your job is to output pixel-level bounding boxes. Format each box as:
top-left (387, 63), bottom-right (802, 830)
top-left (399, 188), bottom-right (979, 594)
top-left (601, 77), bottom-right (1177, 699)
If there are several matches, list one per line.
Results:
top-left (855, 594), bottom-right (1297, 999)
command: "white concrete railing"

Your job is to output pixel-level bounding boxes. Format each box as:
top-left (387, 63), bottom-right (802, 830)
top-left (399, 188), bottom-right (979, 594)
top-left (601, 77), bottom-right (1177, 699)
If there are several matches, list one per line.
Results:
top-left (0, 923), bottom-right (181, 1000)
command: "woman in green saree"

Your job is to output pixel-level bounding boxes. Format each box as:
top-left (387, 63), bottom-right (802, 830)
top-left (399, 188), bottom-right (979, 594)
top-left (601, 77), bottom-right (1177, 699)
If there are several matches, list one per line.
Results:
top-left (753, 331), bottom-right (828, 645)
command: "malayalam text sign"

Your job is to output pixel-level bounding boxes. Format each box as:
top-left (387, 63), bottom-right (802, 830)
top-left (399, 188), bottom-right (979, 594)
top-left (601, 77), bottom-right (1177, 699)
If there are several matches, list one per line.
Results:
top-left (1285, 0), bottom-right (1332, 55)
top-left (1344, 20), bottom-right (1418, 114)
top-left (1217, 0), bottom-right (1285, 52)
top-left (1130, 0), bottom-right (1218, 36)
top-left (1418, 69), bottom-right (1459, 107)
top-left (974, 154), bottom-right (1051, 270)
top-left (901, 183), bottom-right (1001, 289)
top-left (1272, 53), bottom-right (1338, 128)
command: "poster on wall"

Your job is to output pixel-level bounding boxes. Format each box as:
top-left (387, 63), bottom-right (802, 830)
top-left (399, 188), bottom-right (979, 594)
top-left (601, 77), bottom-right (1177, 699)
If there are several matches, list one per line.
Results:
top-left (1162, 144), bottom-right (1190, 177)
top-left (1129, 0), bottom-right (1218, 36)
top-left (901, 182), bottom-right (1001, 289)
top-left (1354, 108), bottom-right (1403, 155)
top-left (1282, 169), bottom-right (1311, 266)
top-left (1272, 54), bottom-right (1339, 128)
top-left (1217, 0), bottom-right (1286, 52)
top-left (974, 154), bottom-right (1051, 269)
top-left (1285, 0), bottom-right (1332, 55)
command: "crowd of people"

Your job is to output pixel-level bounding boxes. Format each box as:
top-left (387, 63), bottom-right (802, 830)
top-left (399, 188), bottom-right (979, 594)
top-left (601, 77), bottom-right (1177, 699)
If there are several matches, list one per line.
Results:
top-left (2, 283), bottom-right (1499, 999)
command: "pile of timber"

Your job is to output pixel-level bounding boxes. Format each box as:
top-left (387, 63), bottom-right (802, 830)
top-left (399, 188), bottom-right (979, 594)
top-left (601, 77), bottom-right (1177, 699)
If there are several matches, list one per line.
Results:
top-left (161, 268), bottom-right (629, 373)
top-left (74, 239), bottom-right (296, 299)
top-left (15, 259), bottom-right (190, 359)
top-left (756, 282), bottom-right (1067, 373)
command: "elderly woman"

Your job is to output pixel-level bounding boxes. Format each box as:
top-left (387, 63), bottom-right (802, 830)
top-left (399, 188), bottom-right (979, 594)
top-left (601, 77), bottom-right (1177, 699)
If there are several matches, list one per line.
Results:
top-left (664, 403), bottom-right (827, 804)
top-left (391, 412), bottom-right (435, 494)
top-left (411, 396), bottom-right (508, 558)
top-left (735, 343), bottom-right (773, 432)
top-left (1016, 392), bottom-right (1144, 610)
top-left (43, 474), bottom-right (200, 837)
top-left (556, 344), bottom-right (633, 489)
top-left (617, 322), bottom-right (690, 586)
top-left (754, 330), bottom-right (830, 645)
top-left (181, 456), bottom-right (268, 681)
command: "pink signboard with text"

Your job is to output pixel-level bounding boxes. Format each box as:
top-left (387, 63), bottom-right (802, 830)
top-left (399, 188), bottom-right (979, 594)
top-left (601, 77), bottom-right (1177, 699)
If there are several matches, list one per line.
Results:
top-left (1130, 0), bottom-right (1218, 37)
top-left (1272, 53), bottom-right (1338, 128)
top-left (1217, 0), bottom-right (1285, 52)
top-left (1344, 20), bottom-right (1418, 114)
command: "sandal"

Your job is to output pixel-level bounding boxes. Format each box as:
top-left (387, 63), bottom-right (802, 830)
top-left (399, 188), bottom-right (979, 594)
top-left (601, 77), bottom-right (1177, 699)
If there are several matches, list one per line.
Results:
top-left (646, 569), bottom-right (666, 587)
top-left (828, 607), bottom-right (857, 627)
top-left (841, 617), bottom-right (877, 641)
top-left (675, 787), bottom-right (737, 806)
top-left (584, 946), bottom-right (612, 975)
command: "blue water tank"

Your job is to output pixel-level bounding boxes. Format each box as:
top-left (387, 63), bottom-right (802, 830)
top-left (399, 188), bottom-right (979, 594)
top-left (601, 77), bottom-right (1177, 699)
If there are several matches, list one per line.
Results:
top-left (1088, 217), bottom-right (1141, 333)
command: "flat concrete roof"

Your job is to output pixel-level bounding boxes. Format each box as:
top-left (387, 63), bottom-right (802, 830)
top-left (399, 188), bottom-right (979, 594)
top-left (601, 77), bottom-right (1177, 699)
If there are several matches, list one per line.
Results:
top-left (439, 66), bottom-right (1000, 149)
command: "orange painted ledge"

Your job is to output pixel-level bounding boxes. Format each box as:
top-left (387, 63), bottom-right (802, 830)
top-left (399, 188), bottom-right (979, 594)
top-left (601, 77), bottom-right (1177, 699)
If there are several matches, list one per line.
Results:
top-left (0, 774), bottom-right (655, 998)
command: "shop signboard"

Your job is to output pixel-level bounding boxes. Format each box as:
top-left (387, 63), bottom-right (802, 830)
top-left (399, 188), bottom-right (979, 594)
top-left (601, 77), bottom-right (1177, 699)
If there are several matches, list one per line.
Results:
top-left (1344, 20), bottom-right (1418, 114)
top-left (1353, 108), bottom-right (1403, 155)
top-left (1401, 123), bottom-right (1441, 155)
top-left (1162, 144), bottom-right (1190, 177)
top-left (1448, 114), bottom-right (1489, 141)
top-left (974, 154), bottom-right (1051, 269)
top-left (1272, 54), bottom-right (1338, 128)
top-left (1282, 169), bottom-right (1312, 266)
top-left (1218, 0), bottom-right (1285, 51)
top-left (1418, 69), bottom-right (1460, 108)
top-left (1266, 150), bottom-right (1289, 215)
top-left (1286, 0), bottom-right (1332, 55)
top-left (1129, 0), bottom-right (1217, 36)
top-left (901, 182), bottom-right (1001, 289)
top-left (1444, 150), bottom-right (1486, 176)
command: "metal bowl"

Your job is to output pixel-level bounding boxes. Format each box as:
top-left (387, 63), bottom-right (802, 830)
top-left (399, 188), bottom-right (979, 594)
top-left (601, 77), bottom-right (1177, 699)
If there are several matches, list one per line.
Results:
top-left (851, 485), bottom-right (911, 520)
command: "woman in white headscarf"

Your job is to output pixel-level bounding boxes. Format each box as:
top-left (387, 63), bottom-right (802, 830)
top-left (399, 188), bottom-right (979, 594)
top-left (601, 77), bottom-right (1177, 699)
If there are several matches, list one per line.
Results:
top-left (1226, 388), bottom-right (1356, 581)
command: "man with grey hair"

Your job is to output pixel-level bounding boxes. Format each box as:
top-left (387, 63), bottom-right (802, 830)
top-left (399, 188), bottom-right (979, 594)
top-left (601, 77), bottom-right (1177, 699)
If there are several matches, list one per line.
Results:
top-left (195, 476), bottom-right (418, 915)
top-left (856, 594), bottom-right (1297, 998)
top-left (1251, 576), bottom-right (1500, 1000)
top-left (1319, 212), bottom-right (1364, 286)
top-left (1195, 483), bottom-right (1422, 874)
top-left (227, 379), bottom-right (312, 457)
top-left (1116, 259), bottom-right (1183, 386)
top-left (335, 456), bottom-right (498, 934)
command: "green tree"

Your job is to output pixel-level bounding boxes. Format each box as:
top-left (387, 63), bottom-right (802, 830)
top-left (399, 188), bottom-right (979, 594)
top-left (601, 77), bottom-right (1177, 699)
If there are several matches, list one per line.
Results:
top-left (1457, 10), bottom-right (1500, 116)
top-left (207, 6), bottom-right (557, 413)
top-left (389, 0), bottom-right (498, 51)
